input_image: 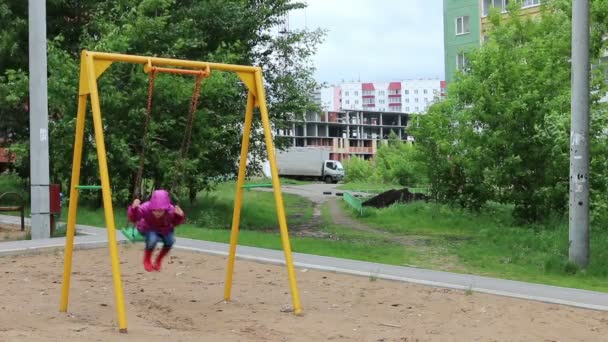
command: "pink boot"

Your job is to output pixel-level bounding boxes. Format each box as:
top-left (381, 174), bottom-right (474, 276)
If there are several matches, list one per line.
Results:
top-left (143, 249), bottom-right (154, 272)
top-left (153, 247), bottom-right (171, 271)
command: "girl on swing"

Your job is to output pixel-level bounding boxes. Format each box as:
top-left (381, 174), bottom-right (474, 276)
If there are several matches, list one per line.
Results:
top-left (127, 189), bottom-right (185, 272)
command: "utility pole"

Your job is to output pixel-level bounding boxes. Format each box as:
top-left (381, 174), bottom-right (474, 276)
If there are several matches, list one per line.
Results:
top-left (569, 0), bottom-right (590, 267)
top-left (28, 0), bottom-right (51, 239)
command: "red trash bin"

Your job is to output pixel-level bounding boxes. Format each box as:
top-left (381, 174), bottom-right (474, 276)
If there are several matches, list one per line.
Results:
top-left (50, 184), bottom-right (61, 236)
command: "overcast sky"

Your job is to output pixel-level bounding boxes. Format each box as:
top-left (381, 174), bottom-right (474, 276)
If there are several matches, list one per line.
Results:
top-left (288, 0), bottom-right (445, 85)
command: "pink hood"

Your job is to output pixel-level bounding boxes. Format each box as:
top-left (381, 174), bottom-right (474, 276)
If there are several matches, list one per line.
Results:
top-left (148, 190), bottom-right (172, 210)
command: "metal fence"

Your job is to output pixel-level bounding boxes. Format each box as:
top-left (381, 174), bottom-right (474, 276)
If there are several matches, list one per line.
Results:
top-left (343, 191), bottom-right (364, 216)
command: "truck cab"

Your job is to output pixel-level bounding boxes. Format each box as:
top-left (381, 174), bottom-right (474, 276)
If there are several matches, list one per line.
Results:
top-left (322, 160), bottom-right (345, 184)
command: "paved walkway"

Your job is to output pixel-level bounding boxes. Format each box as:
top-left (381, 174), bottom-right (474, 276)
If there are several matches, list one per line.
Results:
top-left (2, 214), bottom-right (608, 312)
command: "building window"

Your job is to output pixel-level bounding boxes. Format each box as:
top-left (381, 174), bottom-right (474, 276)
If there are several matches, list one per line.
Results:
top-left (379, 99), bottom-right (385, 104)
top-left (354, 91), bottom-right (359, 96)
top-left (425, 98), bottom-right (429, 103)
top-left (415, 106), bottom-right (419, 111)
top-left (483, 0), bottom-right (509, 16)
top-left (433, 89), bottom-right (438, 94)
top-left (414, 89), bottom-right (418, 94)
top-left (363, 98), bottom-right (375, 104)
top-left (362, 90), bottom-right (374, 96)
top-left (455, 16), bottom-right (470, 35)
top-left (379, 90), bottom-right (385, 96)
top-left (345, 100), bottom-right (350, 104)
top-left (423, 89), bottom-right (428, 94)
top-left (388, 89), bottom-right (400, 95)
top-left (406, 107), bottom-right (410, 112)
top-left (345, 91), bottom-right (349, 96)
top-left (415, 98), bottom-right (419, 103)
top-left (405, 98), bottom-right (409, 103)
top-left (457, 51), bottom-right (468, 71)
top-left (404, 90), bottom-right (409, 95)
top-left (355, 100), bottom-right (359, 104)
top-left (522, 0), bottom-right (540, 8)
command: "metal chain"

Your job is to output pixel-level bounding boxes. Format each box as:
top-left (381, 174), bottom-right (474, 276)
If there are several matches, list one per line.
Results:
top-left (133, 68), bottom-right (157, 199)
top-left (171, 73), bottom-right (204, 193)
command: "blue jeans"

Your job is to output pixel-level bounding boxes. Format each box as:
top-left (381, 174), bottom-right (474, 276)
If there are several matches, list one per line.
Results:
top-left (144, 231), bottom-right (175, 251)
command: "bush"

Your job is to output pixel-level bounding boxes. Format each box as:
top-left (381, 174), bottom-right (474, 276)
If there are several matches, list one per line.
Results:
top-left (342, 156), bottom-right (374, 183)
top-left (342, 134), bottom-right (428, 188)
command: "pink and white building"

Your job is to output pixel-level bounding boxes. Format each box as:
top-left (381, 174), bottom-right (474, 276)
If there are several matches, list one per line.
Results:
top-left (320, 79), bottom-right (446, 114)
top-left (273, 79), bottom-right (446, 161)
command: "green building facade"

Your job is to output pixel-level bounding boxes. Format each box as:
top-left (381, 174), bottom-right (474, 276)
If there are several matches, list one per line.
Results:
top-left (443, 0), bottom-right (481, 83)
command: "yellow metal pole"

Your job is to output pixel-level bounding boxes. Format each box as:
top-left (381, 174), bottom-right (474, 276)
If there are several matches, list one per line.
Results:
top-left (87, 50), bottom-right (258, 73)
top-left (59, 94), bottom-right (88, 312)
top-left (86, 54), bottom-right (129, 333)
top-left (254, 70), bottom-right (303, 315)
top-left (224, 91), bottom-right (256, 301)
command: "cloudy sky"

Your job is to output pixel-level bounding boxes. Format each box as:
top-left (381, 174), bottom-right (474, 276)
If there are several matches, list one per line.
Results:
top-left (288, 0), bottom-right (445, 85)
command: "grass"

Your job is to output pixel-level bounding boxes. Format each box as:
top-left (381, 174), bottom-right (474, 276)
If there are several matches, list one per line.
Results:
top-left (170, 187), bottom-right (410, 265)
top-left (43, 181), bottom-right (408, 265)
top-left (0, 173), bottom-right (27, 196)
top-left (5, 172), bottom-right (608, 293)
top-left (58, 182), bottom-right (314, 231)
top-left (345, 200), bottom-right (608, 292)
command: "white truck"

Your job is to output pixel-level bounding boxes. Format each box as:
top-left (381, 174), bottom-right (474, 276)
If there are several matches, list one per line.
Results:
top-left (272, 147), bottom-right (345, 183)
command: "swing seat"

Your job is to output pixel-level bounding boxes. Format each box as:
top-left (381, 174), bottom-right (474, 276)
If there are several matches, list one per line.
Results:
top-left (122, 226), bottom-right (145, 242)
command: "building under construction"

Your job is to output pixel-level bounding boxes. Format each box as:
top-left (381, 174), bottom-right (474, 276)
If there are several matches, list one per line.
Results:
top-left (274, 109), bottom-right (413, 161)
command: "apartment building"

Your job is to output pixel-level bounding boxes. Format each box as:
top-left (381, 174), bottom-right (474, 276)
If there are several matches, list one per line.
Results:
top-left (443, 0), bottom-right (543, 83)
top-left (275, 109), bottom-right (412, 161)
top-left (320, 79), bottom-right (446, 114)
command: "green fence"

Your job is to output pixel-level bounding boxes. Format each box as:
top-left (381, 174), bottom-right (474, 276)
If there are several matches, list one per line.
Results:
top-left (343, 191), bottom-right (364, 216)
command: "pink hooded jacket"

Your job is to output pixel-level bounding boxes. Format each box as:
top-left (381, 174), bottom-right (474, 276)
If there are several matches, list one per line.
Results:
top-left (127, 190), bottom-right (185, 235)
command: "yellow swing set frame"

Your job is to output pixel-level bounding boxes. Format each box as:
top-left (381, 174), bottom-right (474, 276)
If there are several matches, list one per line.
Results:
top-left (59, 50), bottom-right (302, 333)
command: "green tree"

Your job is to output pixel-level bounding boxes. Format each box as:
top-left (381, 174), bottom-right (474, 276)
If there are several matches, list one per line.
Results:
top-left (0, 0), bottom-right (324, 205)
top-left (374, 132), bottom-right (428, 187)
top-left (414, 0), bottom-right (608, 222)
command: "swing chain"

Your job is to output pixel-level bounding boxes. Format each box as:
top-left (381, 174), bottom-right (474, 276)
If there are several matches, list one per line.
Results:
top-left (133, 68), bottom-right (157, 199)
top-left (171, 72), bottom-right (205, 194)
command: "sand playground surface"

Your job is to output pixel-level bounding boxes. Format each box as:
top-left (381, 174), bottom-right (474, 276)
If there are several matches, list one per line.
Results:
top-left (0, 246), bottom-right (607, 341)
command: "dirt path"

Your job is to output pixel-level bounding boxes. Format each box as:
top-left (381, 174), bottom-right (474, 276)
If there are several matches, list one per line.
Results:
top-left (327, 198), bottom-right (382, 234)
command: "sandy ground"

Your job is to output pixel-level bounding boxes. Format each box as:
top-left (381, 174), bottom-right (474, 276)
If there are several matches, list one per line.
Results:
top-left (0, 223), bottom-right (27, 241)
top-left (0, 247), bottom-right (607, 342)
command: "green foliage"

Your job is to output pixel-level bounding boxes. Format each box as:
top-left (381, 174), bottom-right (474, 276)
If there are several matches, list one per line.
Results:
top-left (374, 132), bottom-right (428, 186)
top-left (342, 156), bottom-right (375, 183)
top-left (0, 0), bottom-right (325, 206)
top-left (343, 137), bottom-right (428, 188)
top-left (0, 171), bottom-right (27, 197)
top-left (413, 1), bottom-right (608, 223)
